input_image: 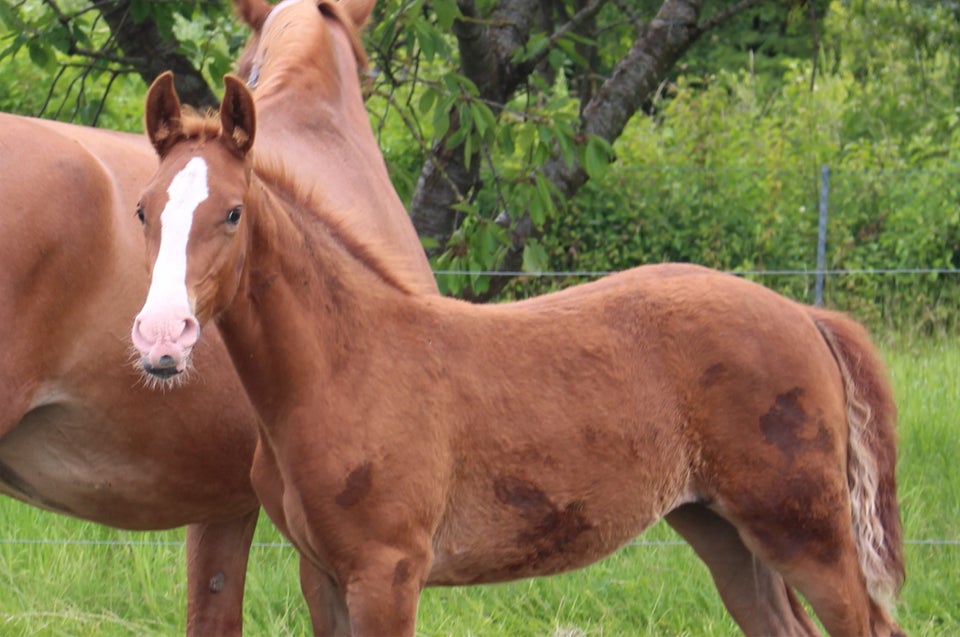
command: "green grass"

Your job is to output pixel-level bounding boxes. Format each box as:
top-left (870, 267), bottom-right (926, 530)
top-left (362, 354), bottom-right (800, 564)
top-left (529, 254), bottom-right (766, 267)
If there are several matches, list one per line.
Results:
top-left (0, 339), bottom-right (957, 635)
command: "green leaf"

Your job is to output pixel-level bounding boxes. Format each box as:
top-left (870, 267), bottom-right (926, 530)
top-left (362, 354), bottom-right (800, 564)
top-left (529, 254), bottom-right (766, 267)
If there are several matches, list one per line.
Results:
top-left (129, 0), bottom-right (151, 23)
top-left (584, 135), bottom-right (612, 180)
top-left (413, 20), bottom-right (436, 60)
top-left (522, 240), bottom-right (549, 273)
top-left (418, 87), bottom-right (437, 116)
top-left (46, 23), bottom-right (72, 54)
top-left (528, 188), bottom-right (545, 226)
top-left (26, 41), bottom-right (50, 69)
top-left (533, 172), bottom-right (557, 225)
top-left (433, 0), bottom-right (460, 31)
top-left (433, 107), bottom-right (450, 140)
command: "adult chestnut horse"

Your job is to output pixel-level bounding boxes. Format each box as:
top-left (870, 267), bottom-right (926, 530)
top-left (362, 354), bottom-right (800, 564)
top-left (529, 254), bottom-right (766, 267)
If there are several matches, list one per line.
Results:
top-left (0, 112), bottom-right (261, 635)
top-left (131, 75), bottom-right (905, 636)
top-left (0, 0), bottom-right (435, 633)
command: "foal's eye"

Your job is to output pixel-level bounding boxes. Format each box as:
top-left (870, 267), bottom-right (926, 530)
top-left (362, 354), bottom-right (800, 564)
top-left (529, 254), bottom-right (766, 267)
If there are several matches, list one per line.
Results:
top-left (225, 206), bottom-right (242, 226)
top-left (136, 204), bottom-right (145, 224)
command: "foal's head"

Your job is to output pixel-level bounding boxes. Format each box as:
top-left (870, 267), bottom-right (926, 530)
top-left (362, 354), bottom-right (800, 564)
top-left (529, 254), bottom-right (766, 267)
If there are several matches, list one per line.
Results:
top-left (131, 72), bottom-right (256, 381)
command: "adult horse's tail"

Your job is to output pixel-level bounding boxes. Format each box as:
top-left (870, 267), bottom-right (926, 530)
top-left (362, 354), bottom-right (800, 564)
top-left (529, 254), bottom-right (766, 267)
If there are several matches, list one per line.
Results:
top-left (810, 307), bottom-right (904, 612)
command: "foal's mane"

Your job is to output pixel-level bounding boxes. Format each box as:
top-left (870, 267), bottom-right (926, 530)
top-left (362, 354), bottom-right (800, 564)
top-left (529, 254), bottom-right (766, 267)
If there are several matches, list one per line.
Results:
top-left (175, 111), bottom-right (415, 296)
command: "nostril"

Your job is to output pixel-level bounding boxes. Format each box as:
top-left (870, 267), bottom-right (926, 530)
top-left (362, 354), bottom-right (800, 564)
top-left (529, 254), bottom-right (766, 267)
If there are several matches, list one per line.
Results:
top-left (131, 317), bottom-right (150, 350)
top-left (179, 315), bottom-right (201, 348)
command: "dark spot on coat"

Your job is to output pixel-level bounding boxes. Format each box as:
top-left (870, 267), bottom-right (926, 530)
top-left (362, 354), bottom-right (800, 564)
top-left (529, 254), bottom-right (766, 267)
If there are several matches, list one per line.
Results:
top-left (727, 466), bottom-right (845, 566)
top-left (582, 424), bottom-right (598, 446)
top-left (493, 476), bottom-right (592, 569)
top-left (393, 558), bottom-right (411, 588)
top-left (209, 572), bottom-right (225, 593)
top-left (759, 387), bottom-right (808, 463)
top-left (699, 363), bottom-right (726, 388)
top-left (335, 461), bottom-right (372, 508)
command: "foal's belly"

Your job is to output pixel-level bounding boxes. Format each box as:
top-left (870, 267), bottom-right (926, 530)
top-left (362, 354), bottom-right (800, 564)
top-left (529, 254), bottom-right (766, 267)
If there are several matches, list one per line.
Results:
top-left (428, 525), bottom-right (643, 587)
top-left (0, 395), bottom-right (257, 530)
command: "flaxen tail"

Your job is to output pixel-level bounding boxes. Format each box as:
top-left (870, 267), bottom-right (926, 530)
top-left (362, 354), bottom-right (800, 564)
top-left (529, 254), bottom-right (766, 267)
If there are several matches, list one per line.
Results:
top-left (810, 307), bottom-right (904, 612)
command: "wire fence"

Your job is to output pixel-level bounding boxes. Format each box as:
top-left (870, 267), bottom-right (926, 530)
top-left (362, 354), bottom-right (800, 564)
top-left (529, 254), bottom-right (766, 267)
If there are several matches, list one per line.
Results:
top-left (432, 267), bottom-right (960, 279)
top-left (0, 536), bottom-right (957, 549)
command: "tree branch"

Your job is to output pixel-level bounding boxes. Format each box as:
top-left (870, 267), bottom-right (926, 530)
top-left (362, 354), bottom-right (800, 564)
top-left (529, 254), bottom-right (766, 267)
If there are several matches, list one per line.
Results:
top-left (514, 0), bottom-right (607, 80)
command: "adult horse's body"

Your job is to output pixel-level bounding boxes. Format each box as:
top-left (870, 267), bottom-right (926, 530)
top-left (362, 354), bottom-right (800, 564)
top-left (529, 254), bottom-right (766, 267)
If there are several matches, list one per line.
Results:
top-left (132, 76), bottom-right (905, 636)
top-left (0, 111), bottom-right (260, 635)
top-left (0, 0), bottom-right (435, 633)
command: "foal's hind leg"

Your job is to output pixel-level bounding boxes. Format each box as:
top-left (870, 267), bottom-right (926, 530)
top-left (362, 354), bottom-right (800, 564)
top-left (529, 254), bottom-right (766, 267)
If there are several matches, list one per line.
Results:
top-left (722, 467), bottom-right (884, 636)
top-left (185, 509), bottom-right (260, 637)
top-left (665, 504), bottom-right (820, 637)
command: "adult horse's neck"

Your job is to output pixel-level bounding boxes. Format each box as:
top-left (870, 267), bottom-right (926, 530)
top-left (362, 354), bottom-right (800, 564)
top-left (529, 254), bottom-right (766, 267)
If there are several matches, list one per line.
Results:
top-left (248, 9), bottom-right (377, 191)
top-left (216, 168), bottom-right (415, 421)
top-left (241, 1), bottom-right (437, 294)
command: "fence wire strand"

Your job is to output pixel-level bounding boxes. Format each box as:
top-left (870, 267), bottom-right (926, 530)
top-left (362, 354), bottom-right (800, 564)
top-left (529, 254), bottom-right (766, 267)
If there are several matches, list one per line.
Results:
top-left (0, 537), bottom-right (956, 548)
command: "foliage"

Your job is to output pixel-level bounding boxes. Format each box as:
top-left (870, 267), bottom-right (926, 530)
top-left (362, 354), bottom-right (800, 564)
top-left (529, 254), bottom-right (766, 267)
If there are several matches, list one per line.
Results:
top-left (677, 0), bottom-right (829, 82)
top-left (0, 0), bottom-right (242, 128)
top-left (497, 2), bottom-right (960, 334)
top-left (365, 0), bottom-right (806, 297)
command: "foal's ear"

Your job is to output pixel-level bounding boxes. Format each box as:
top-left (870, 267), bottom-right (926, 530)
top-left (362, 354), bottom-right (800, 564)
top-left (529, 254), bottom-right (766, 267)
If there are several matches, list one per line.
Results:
top-left (144, 71), bottom-right (183, 159)
top-left (220, 74), bottom-right (256, 158)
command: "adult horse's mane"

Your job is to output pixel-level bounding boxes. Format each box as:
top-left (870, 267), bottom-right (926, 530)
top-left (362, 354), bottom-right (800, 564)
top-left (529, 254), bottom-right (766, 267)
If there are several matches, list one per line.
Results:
top-left (235, 0), bottom-right (370, 85)
top-left (175, 110), bottom-right (417, 296)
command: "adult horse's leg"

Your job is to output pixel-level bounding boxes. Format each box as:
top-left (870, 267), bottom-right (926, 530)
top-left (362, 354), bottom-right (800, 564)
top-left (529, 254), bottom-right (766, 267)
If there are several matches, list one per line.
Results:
top-left (665, 504), bottom-right (820, 636)
top-left (185, 510), bottom-right (260, 637)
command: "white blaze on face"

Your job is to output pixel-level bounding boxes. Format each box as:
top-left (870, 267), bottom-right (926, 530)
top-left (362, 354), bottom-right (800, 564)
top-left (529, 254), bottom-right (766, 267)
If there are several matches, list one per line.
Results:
top-left (140, 156), bottom-right (209, 321)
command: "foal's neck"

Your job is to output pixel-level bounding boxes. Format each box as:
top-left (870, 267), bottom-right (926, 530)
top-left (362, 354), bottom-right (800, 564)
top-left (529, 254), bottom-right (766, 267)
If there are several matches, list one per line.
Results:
top-left (218, 174), bottom-right (409, 414)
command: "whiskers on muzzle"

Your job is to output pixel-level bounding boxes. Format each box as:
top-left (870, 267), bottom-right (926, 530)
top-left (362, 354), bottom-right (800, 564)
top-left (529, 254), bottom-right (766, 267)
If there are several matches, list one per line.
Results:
top-left (127, 345), bottom-right (195, 392)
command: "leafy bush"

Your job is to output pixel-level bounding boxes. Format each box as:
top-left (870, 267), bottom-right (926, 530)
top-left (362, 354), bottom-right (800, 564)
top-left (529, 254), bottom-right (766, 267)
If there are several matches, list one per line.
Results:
top-left (521, 65), bottom-right (960, 334)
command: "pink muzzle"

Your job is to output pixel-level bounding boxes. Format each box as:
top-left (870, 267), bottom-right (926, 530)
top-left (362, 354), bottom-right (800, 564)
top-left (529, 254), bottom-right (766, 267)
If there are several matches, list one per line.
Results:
top-left (131, 308), bottom-right (201, 378)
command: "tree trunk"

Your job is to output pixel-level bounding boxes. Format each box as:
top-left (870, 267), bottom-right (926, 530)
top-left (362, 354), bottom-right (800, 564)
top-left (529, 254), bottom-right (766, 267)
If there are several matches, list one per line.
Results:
top-left (409, 0), bottom-right (762, 301)
top-left (98, 0), bottom-right (217, 110)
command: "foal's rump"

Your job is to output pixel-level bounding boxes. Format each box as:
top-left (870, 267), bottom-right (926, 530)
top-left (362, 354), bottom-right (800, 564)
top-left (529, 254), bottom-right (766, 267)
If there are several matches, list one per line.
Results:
top-left (631, 266), bottom-right (903, 614)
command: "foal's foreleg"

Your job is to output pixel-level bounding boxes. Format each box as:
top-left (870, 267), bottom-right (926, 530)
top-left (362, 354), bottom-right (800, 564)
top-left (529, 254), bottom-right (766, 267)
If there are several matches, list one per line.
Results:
top-left (300, 557), bottom-right (350, 636)
top-left (184, 509), bottom-right (260, 637)
top-left (341, 545), bottom-right (429, 637)
top-left (665, 504), bottom-right (820, 637)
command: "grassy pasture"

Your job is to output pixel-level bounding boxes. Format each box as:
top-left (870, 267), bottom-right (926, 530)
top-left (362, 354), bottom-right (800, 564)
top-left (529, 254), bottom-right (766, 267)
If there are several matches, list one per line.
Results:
top-left (0, 339), bottom-right (957, 636)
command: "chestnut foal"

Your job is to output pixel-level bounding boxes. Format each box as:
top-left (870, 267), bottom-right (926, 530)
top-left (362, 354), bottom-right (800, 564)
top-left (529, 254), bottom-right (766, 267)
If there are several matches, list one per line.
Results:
top-left (131, 75), bottom-right (905, 636)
